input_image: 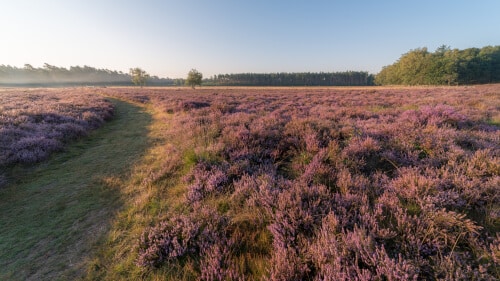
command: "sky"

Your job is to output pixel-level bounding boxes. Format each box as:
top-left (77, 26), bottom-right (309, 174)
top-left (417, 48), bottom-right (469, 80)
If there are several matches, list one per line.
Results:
top-left (1, 0), bottom-right (499, 78)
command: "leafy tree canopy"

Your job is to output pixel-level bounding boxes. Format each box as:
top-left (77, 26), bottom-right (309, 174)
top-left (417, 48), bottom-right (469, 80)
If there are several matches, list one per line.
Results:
top-left (186, 69), bottom-right (203, 88)
top-left (129, 67), bottom-right (150, 87)
top-left (375, 45), bottom-right (500, 85)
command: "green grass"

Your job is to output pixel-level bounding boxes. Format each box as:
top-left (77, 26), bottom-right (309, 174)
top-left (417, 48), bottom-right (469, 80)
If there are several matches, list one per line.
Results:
top-left (83, 105), bottom-right (190, 280)
top-left (0, 99), bottom-right (152, 281)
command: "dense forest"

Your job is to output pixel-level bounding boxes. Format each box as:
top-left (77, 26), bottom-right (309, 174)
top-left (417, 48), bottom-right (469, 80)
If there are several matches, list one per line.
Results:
top-left (0, 64), bottom-right (177, 86)
top-left (375, 45), bottom-right (500, 85)
top-left (3, 45), bottom-right (499, 87)
top-left (203, 71), bottom-right (374, 86)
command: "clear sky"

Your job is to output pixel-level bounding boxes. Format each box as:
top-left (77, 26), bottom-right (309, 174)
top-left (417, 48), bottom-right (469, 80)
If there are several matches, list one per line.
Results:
top-left (1, 0), bottom-right (499, 78)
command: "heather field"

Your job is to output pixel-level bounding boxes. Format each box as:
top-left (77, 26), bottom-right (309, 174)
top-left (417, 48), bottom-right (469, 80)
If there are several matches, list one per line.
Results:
top-left (85, 85), bottom-right (500, 280)
top-left (0, 88), bottom-right (114, 186)
top-left (0, 86), bottom-right (498, 280)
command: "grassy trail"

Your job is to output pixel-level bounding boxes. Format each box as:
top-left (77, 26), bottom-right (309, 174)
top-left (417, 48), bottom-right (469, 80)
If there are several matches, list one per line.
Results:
top-left (0, 99), bottom-right (151, 281)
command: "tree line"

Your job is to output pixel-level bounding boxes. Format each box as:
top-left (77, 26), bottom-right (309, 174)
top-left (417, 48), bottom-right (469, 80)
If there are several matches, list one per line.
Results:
top-left (0, 65), bottom-right (374, 87)
top-left (3, 45), bottom-right (498, 87)
top-left (203, 71), bottom-right (374, 86)
top-left (375, 45), bottom-right (500, 85)
top-left (0, 64), bottom-right (176, 86)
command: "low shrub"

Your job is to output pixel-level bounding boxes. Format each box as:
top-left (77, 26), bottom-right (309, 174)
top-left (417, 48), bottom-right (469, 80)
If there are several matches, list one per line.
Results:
top-left (104, 86), bottom-right (499, 279)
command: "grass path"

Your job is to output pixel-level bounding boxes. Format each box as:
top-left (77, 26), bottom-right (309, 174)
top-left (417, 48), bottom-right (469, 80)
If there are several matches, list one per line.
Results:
top-left (0, 99), bottom-right (151, 281)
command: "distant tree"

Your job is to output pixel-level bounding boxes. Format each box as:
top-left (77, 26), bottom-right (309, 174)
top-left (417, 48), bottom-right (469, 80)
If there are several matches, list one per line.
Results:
top-left (129, 67), bottom-right (149, 87)
top-left (24, 64), bottom-right (34, 71)
top-left (186, 69), bottom-right (203, 88)
top-left (43, 63), bottom-right (52, 70)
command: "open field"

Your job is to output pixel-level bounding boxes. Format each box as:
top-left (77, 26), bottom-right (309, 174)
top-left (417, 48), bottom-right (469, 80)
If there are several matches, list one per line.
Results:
top-left (89, 85), bottom-right (499, 280)
top-left (1, 85), bottom-right (499, 280)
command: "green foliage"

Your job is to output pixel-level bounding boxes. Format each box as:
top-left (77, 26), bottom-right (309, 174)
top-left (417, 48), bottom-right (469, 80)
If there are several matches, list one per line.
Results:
top-left (375, 45), bottom-right (500, 85)
top-left (129, 67), bottom-right (150, 87)
top-left (204, 71), bottom-right (375, 86)
top-left (185, 68), bottom-right (203, 88)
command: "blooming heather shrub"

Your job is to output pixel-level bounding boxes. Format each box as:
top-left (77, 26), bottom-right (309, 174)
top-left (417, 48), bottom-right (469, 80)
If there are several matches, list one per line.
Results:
top-left (423, 104), bottom-right (468, 128)
top-left (184, 163), bottom-right (229, 203)
top-left (0, 89), bottom-right (114, 170)
top-left (309, 214), bottom-right (420, 281)
top-left (102, 86), bottom-right (499, 279)
top-left (269, 246), bottom-right (310, 281)
top-left (137, 215), bottom-right (201, 268)
top-left (299, 149), bottom-right (334, 186)
top-left (178, 100), bottom-right (211, 112)
top-left (342, 136), bottom-right (385, 175)
top-left (53, 123), bottom-right (87, 141)
top-left (267, 182), bottom-right (331, 250)
top-left (8, 136), bottom-right (62, 164)
top-left (199, 241), bottom-right (241, 281)
top-left (137, 206), bottom-right (241, 276)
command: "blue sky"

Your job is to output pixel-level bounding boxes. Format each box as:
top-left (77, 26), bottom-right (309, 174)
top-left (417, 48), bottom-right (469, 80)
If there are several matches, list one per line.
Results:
top-left (1, 0), bottom-right (499, 78)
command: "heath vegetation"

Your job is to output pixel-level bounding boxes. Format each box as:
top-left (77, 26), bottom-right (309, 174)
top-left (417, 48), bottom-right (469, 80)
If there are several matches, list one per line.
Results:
top-left (86, 85), bottom-right (500, 280)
